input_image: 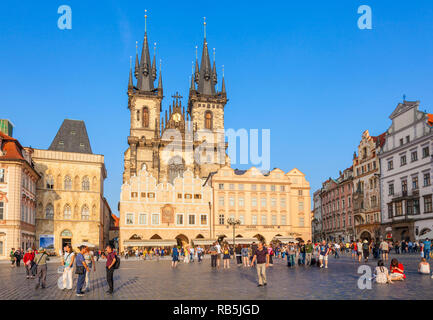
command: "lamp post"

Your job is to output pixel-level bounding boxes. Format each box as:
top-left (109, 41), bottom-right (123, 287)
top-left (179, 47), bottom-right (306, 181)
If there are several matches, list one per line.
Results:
top-left (227, 218), bottom-right (241, 248)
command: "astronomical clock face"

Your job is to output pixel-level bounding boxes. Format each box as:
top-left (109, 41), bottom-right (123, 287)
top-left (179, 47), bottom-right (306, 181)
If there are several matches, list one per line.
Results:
top-left (173, 113), bottom-right (181, 123)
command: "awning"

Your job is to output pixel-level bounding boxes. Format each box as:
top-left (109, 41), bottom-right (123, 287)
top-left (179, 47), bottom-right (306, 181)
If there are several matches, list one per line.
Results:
top-left (192, 239), bottom-right (216, 246)
top-left (273, 236), bottom-right (298, 243)
top-left (224, 238), bottom-right (259, 245)
top-left (123, 239), bottom-right (177, 247)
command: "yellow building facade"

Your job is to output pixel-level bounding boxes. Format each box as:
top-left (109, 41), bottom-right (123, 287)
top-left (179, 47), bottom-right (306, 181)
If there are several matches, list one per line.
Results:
top-left (32, 120), bottom-right (111, 253)
top-left (208, 166), bottom-right (312, 244)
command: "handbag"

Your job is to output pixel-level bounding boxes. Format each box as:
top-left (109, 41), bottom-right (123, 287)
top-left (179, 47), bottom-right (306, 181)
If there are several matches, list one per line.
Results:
top-left (75, 265), bottom-right (85, 275)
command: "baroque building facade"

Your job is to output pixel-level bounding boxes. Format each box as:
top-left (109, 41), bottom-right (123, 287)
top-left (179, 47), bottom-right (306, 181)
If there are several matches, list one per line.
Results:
top-left (379, 100), bottom-right (433, 241)
top-left (352, 130), bottom-right (385, 241)
top-left (0, 131), bottom-right (40, 259)
top-left (206, 166), bottom-right (311, 244)
top-left (33, 120), bottom-right (111, 253)
top-left (312, 189), bottom-right (323, 242)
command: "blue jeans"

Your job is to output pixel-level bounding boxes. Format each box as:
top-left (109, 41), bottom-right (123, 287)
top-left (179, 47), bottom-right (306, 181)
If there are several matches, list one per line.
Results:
top-left (300, 253), bottom-right (306, 264)
top-left (287, 254), bottom-right (295, 266)
top-left (425, 250), bottom-right (430, 261)
top-left (76, 269), bottom-right (86, 294)
top-left (334, 250), bottom-right (339, 258)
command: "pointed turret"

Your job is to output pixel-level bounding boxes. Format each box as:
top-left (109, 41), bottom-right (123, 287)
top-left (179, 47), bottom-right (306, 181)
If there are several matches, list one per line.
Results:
top-left (151, 43), bottom-right (157, 81)
top-left (212, 60), bottom-right (217, 85)
top-left (196, 19), bottom-right (216, 96)
top-left (136, 12), bottom-right (155, 93)
top-left (221, 74), bottom-right (226, 94)
top-left (190, 74), bottom-right (195, 92)
top-left (128, 57), bottom-right (134, 92)
top-left (157, 69), bottom-right (163, 96)
top-left (134, 41), bottom-right (139, 78)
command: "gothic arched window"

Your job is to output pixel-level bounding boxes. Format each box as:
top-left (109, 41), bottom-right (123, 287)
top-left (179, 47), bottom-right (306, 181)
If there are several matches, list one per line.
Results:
top-left (168, 156), bottom-right (184, 184)
top-left (81, 205), bottom-right (89, 220)
top-left (136, 110), bottom-right (140, 121)
top-left (205, 111), bottom-right (213, 129)
top-left (64, 176), bottom-right (72, 190)
top-left (142, 107), bottom-right (149, 128)
top-left (64, 204), bottom-right (71, 219)
top-left (82, 176), bottom-right (90, 191)
top-left (46, 175), bottom-right (54, 189)
top-left (45, 204), bottom-right (54, 219)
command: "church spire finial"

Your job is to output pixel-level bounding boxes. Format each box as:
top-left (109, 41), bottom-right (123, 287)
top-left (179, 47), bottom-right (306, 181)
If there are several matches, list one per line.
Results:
top-left (144, 9), bottom-right (148, 33)
top-left (203, 16), bottom-right (206, 39)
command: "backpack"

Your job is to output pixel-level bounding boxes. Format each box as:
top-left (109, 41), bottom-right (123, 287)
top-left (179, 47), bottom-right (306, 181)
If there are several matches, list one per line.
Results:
top-left (362, 243), bottom-right (369, 251)
top-left (113, 255), bottom-right (120, 269)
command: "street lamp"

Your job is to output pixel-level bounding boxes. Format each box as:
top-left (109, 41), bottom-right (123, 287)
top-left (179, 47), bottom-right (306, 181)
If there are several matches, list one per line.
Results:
top-left (227, 218), bottom-right (241, 248)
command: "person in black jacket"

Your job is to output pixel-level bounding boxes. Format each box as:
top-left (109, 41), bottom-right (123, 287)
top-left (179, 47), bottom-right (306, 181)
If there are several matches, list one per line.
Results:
top-left (14, 249), bottom-right (22, 267)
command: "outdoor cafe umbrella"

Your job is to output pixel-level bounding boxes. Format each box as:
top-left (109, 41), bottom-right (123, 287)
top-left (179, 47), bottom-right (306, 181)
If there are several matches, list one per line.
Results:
top-left (76, 241), bottom-right (97, 248)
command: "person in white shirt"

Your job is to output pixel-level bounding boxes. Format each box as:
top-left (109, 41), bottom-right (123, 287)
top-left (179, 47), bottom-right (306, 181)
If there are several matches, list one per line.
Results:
top-left (418, 258), bottom-right (431, 274)
top-left (61, 244), bottom-right (75, 290)
top-left (334, 243), bottom-right (340, 258)
top-left (215, 242), bottom-right (221, 268)
top-left (380, 240), bottom-right (389, 261)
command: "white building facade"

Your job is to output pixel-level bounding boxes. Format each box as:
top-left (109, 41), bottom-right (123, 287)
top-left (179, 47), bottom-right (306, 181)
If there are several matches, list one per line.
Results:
top-left (379, 100), bottom-right (433, 241)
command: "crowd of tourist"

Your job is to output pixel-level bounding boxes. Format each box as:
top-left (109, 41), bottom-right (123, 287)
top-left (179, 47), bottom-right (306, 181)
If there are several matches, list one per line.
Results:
top-left (7, 237), bottom-right (433, 294)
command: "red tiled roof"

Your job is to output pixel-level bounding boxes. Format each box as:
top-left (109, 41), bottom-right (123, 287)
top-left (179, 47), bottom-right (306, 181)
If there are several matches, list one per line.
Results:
top-left (428, 114), bottom-right (433, 127)
top-left (0, 131), bottom-right (25, 161)
top-left (111, 214), bottom-right (119, 227)
top-left (372, 132), bottom-right (386, 148)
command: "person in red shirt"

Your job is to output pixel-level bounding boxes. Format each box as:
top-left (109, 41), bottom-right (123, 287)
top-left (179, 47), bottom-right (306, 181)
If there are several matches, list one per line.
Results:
top-left (390, 258), bottom-right (406, 280)
top-left (23, 248), bottom-right (35, 279)
top-left (105, 245), bottom-right (117, 295)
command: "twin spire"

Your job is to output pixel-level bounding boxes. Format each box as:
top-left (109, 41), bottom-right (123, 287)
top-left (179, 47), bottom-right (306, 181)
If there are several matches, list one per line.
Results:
top-left (129, 14), bottom-right (225, 97)
top-left (129, 10), bottom-right (162, 95)
top-left (191, 17), bottom-right (225, 96)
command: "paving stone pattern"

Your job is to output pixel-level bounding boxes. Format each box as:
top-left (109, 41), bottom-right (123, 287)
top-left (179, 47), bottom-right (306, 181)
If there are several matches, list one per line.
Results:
top-left (0, 253), bottom-right (431, 300)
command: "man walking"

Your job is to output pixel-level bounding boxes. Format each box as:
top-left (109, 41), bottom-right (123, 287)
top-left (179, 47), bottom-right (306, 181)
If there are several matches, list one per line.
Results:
top-left (210, 242), bottom-right (218, 268)
top-left (105, 245), bottom-right (117, 294)
top-left (250, 242), bottom-right (269, 287)
top-left (299, 241), bottom-right (306, 265)
top-left (380, 239), bottom-right (389, 261)
top-left (305, 240), bottom-right (313, 266)
top-left (319, 240), bottom-right (330, 268)
top-left (75, 245), bottom-right (90, 297)
top-left (34, 248), bottom-right (49, 289)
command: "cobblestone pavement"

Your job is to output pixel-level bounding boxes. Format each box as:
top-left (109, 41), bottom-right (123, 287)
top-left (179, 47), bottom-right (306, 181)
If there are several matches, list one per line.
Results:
top-left (0, 253), bottom-right (432, 300)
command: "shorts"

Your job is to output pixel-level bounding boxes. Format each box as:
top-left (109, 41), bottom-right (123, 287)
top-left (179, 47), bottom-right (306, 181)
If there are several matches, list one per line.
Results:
top-left (319, 255), bottom-right (328, 261)
top-left (352, 250), bottom-right (357, 254)
top-left (172, 256), bottom-right (179, 262)
top-left (382, 250), bottom-right (388, 254)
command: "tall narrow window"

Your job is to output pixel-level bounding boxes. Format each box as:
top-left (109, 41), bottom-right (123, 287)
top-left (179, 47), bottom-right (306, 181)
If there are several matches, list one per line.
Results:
top-left (82, 176), bottom-right (90, 191)
top-left (81, 205), bottom-right (89, 220)
top-left (142, 107), bottom-right (149, 128)
top-left (45, 204), bottom-right (54, 219)
top-left (0, 169), bottom-right (4, 183)
top-left (64, 205), bottom-right (71, 220)
top-left (0, 201), bottom-right (4, 220)
top-left (205, 111), bottom-right (212, 129)
top-left (64, 176), bottom-right (72, 190)
top-left (46, 175), bottom-right (54, 189)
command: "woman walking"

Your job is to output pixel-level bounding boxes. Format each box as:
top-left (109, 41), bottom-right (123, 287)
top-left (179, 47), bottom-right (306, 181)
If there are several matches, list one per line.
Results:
top-left (83, 247), bottom-right (96, 292)
top-left (61, 244), bottom-right (75, 290)
top-left (223, 244), bottom-right (231, 269)
top-left (241, 245), bottom-right (249, 267)
top-left (23, 248), bottom-right (35, 279)
top-left (171, 245), bottom-right (179, 268)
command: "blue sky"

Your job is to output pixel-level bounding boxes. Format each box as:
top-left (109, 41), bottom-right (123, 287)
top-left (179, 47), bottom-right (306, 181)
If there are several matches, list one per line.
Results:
top-left (1, 1), bottom-right (433, 214)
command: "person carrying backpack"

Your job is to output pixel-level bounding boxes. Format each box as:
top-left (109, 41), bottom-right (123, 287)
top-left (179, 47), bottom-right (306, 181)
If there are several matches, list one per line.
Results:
top-left (34, 248), bottom-right (49, 289)
top-left (105, 244), bottom-right (118, 295)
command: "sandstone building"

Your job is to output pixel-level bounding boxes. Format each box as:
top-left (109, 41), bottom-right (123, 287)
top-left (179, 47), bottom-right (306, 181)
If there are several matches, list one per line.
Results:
top-left (33, 119), bottom-right (111, 253)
